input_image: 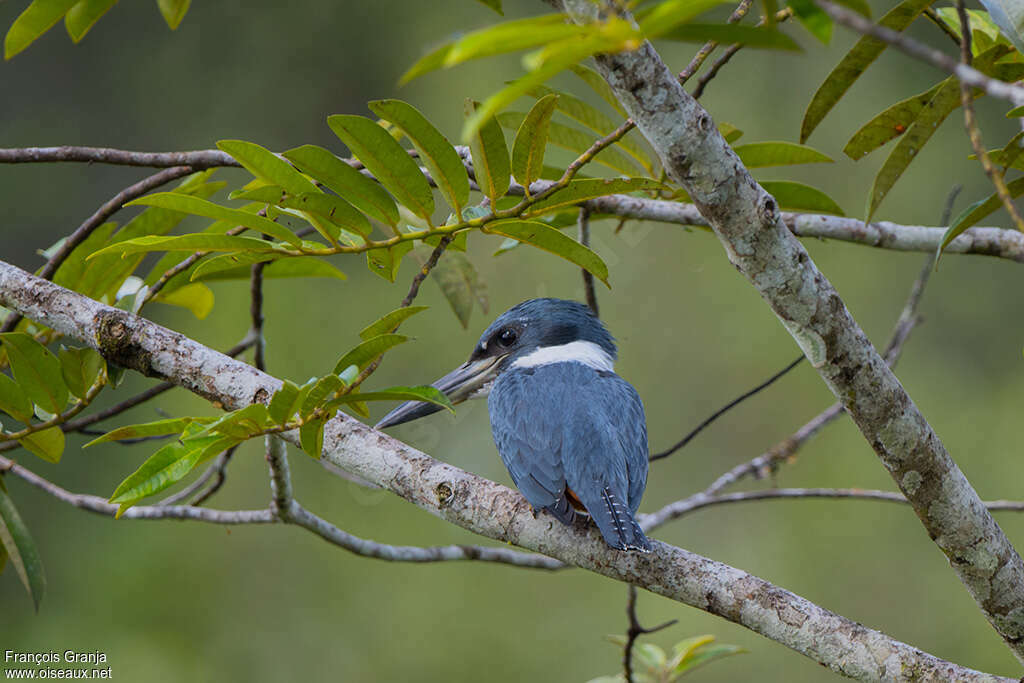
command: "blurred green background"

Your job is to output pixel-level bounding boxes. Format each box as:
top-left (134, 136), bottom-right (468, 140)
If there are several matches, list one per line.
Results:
top-left (3, 1), bottom-right (1024, 680)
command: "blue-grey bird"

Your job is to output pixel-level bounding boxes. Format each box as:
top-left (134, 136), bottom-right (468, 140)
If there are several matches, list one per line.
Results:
top-left (376, 298), bottom-right (650, 552)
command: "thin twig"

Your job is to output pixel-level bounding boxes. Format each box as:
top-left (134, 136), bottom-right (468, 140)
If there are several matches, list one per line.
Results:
top-left (0, 147), bottom-right (239, 168)
top-left (954, 1), bottom-right (1024, 232)
top-left (691, 7), bottom-right (792, 99)
top-left (677, 0), bottom-right (754, 84)
top-left (642, 487), bottom-right (1024, 531)
top-left (401, 235), bottom-right (453, 308)
top-left (650, 355), bottom-right (804, 462)
top-left (623, 584), bottom-right (678, 682)
top-left (0, 166), bottom-right (195, 334)
top-left (578, 207), bottom-right (599, 316)
top-left (143, 226), bottom-right (247, 305)
top-left (923, 6), bottom-right (963, 47)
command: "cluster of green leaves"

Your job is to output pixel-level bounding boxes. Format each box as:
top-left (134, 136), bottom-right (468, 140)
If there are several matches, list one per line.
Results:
top-left (404, 0), bottom-right (808, 141)
top-left (4, 0), bottom-right (190, 59)
top-left (798, 0), bottom-right (1024, 255)
top-left (86, 306), bottom-right (457, 515)
top-left (0, 333), bottom-right (105, 463)
top-left (588, 634), bottom-right (745, 683)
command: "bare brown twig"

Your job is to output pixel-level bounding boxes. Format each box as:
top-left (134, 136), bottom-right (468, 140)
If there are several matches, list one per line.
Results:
top-left (577, 207), bottom-right (599, 316)
top-left (623, 584), bottom-right (677, 683)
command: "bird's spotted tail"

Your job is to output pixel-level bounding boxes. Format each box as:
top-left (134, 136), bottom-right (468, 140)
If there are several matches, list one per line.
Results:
top-left (596, 487), bottom-right (650, 552)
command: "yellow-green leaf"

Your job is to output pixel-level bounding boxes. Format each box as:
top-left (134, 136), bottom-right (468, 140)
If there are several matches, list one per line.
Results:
top-left (0, 333), bottom-right (68, 415)
top-left (123, 192), bottom-right (300, 245)
top-left (156, 0), bottom-right (189, 29)
top-left (328, 115), bottom-right (435, 221)
top-left (733, 141), bottom-right (833, 168)
top-left (283, 145), bottom-right (400, 226)
top-left (370, 99), bottom-right (470, 215)
top-left (938, 177), bottom-right (1024, 259)
top-left (268, 381), bottom-right (301, 425)
top-left (325, 386), bottom-right (454, 414)
top-left (359, 306), bottom-right (429, 340)
top-left (761, 181), bottom-right (844, 215)
top-left (499, 112), bottom-right (645, 176)
top-left (152, 282), bottom-right (215, 319)
top-left (484, 219), bottom-right (608, 284)
top-left (512, 94), bottom-right (559, 191)
top-left (365, 240), bottom-right (413, 283)
top-left (299, 415), bottom-right (326, 459)
top-left (217, 140), bottom-right (318, 197)
top-left (279, 192), bottom-right (372, 239)
top-left (18, 426), bottom-right (65, 464)
top-left (842, 81), bottom-right (944, 160)
top-left (5, 0), bottom-right (79, 59)
top-left (524, 178), bottom-right (664, 216)
top-left (84, 416), bottom-right (214, 447)
top-left (333, 335), bottom-right (410, 375)
top-left (89, 233), bottom-right (280, 260)
top-left (465, 99), bottom-right (511, 204)
top-left (0, 373), bottom-right (33, 423)
top-left (64, 0), bottom-right (118, 42)
top-left (58, 347), bottom-right (104, 400)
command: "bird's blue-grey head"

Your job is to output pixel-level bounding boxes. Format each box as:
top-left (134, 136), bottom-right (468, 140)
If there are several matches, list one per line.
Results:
top-left (375, 298), bottom-right (616, 428)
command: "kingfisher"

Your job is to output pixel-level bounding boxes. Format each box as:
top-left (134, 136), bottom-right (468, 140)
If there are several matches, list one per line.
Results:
top-left (376, 298), bottom-right (650, 552)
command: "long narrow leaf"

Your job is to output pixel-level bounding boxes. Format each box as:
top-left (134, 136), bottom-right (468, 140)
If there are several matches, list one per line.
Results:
top-left (465, 100), bottom-right (511, 203)
top-left (370, 100), bottom-right (470, 215)
top-left (484, 219), bottom-right (608, 284)
top-left (5, 0), bottom-right (79, 59)
top-left (123, 193), bottom-right (300, 245)
top-left (0, 486), bottom-right (46, 611)
top-left (283, 145), bottom-right (400, 226)
top-left (511, 94), bottom-right (560, 190)
top-left (328, 115), bottom-right (435, 221)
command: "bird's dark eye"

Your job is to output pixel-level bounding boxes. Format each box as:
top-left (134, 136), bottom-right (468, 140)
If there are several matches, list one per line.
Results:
top-left (497, 328), bottom-right (518, 347)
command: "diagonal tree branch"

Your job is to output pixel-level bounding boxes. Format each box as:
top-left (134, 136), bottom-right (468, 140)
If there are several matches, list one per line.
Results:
top-left (559, 0), bottom-right (1024, 665)
top-left (0, 261), bottom-right (1013, 680)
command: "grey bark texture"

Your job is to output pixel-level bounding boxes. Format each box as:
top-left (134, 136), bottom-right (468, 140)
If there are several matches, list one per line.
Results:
top-left (0, 258), bottom-right (1012, 681)
top-left (558, 0), bottom-right (1024, 665)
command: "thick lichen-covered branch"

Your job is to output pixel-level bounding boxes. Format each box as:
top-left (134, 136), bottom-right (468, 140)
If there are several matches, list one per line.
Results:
top-left (559, 0), bottom-right (1024, 665)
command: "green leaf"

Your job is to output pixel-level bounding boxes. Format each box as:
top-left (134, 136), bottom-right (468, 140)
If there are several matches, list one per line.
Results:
top-left (110, 433), bottom-right (231, 511)
top-left (789, 0), bottom-right (833, 43)
top-left (263, 257), bottom-right (347, 281)
top-left (300, 415), bottom-right (326, 459)
top-left (570, 64), bottom-right (627, 118)
top-left (938, 177), bottom-right (1024, 258)
top-left (279, 192), bottom-right (372, 238)
top-left (526, 86), bottom-right (655, 172)
top-left (800, 0), bottom-right (934, 142)
top-left (0, 333), bottom-right (68, 415)
top-left (152, 282), bottom-right (215, 319)
top-left (283, 145), bottom-right (400, 226)
top-left (659, 23), bottom-right (801, 50)
top-left (156, 0), bottom-right (190, 29)
top-left (637, 0), bottom-right (725, 37)
top-left (760, 180), bottom-right (844, 215)
top-left (673, 636), bottom-right (746, 675)
top-left (1006, 104), bottom-right (1024, 118)
top-left (403, 14), bottom-right (584, 83)
top-left (464, 100), bottom-right (512, 204)
top-left (366, 240), bottom-right (414, 283)
top-left (18, 426), bottom-right (65, 464)
top-left (360, 306), bottom-right (429, 340)
top-left (300, 375), bottom-right (344, 418)
top-left (484, 219), bottom-right (609, 284)
top-left (202, 404), bottom-right (270, 440)
top-left (327, 115), bottom-right (435, 221)
top-left (325, 386), bottom-right (455, 414)
top-left (268, 382), bottom-right (299, 425)
top-left (190, 252), bottom-right (281, 280)
top-left (475, 0), bottom-right (502, 14)
top-left (0, 486), bottom-right (46, 612)
top-left (370, 100), bottom-right (470, 215)
top-left (5, 0), bottom-right (80, 59)
top-left (64, 0), bottom-right (119, 42)
top-left (718, 122), bottom-right (743, 143)
top-left (0, 373), bottom-right (33, 423)
top-left (734, 141), bottom-right (833, 167)
top-left (865, 77), bottom-right (961, 221)
top-left (512, 94), bottom-right (560, 191)
top-left (842, 81), bottom-right (944, 160)
top-left (217, 140), bottom-right (318, 198)
top-left (500, 112), bottom-right (646, 177)
top-left (58, 347), bottom-right (104, 400)
top-left (84, 416), bottom-right (214, 447)
top-left (122, 192), bottom-right (300, 245)
top-left (89, 233), bottom-right (280, 260)
top-left (229, 184), bottom-right (285, 203)
top-left (524, 178), bottom-right (664, 216)
top-left (417, 249), bottom-right (488, 329)
top-left (333, 334), bottom-right (410, 375)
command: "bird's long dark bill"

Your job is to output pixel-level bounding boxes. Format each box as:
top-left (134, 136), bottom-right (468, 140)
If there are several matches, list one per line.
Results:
top-left (374, 356), bottom-right (504, 429)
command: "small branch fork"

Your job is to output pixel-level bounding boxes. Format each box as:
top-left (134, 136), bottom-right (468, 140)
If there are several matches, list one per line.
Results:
top-left (623, 584), bottom-right (677, 683)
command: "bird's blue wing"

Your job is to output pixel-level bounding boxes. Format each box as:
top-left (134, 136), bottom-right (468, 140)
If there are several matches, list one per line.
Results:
top-left (489, 363), bottom-right (649, 550)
